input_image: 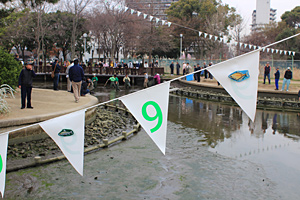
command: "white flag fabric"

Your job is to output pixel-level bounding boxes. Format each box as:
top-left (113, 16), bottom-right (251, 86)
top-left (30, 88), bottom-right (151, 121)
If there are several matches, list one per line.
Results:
top-left (167, 22), bottom-right (172, 27)
top-left (124, 6), bottom-right (128, 12)
top-left (199, 31), bottom-right (202, 36)
top-left (271, 49), bottom-right (274, 53)
top-left (143, 14), bottom-right (147, 19)
top-left (39, 110), bottom-right (86, 176)
top-left (280, 50), bottom-right (283, 54)
top-left (162, 20), bottom-right (166, 25)
top-left (207, 50), bottom-right (260, 121)
top-left (155, 18), bottom-right (160, 23)
top-left (137, 11), bottom-right (141, 16)
top-left (249, 44), bottom-right (252, 49)
top-left (267, 48), bottom-right (270, 52)
top-left (214, 36), bottom-right (218, 41)
top-left (149, 16), bottom-right (153, 21)
top-left (288, 51), bottom-right (292, 55)
top-left (0, 133), bottom-right (8, 198)
top-left (204, 33), bottom-right (208, 38)
top-left (292, 52), bottom-right (295, 56)
top-left (131, 9), bottom-right (134, 14)
top-left (119, 82), bottom-right (170, 154)
top-left (239, 43), bottom-right (243, 48)
top-left (244, 44), bottom-right (248, 48)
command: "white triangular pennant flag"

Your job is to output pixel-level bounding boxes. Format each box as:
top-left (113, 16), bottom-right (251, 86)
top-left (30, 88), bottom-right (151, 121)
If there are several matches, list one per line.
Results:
top-left (214, 36), bottom-right (218, 41)
top-left (284, 51), bottom-right (287, 55)
top-left (267, 48), bottom-right (270, 52)
top-left (199, 31), bottom-right (202, 37)
top-left (204, 33), bottom-right (208, 38)
top-left (262, 47), bottom-right (265, 52)
top-left (209, 35), bottom-right (213, 39)
top-left (39, 110), bottom-right (86, 176)
top-left (167, 22), bottom-right (172, 27)
top-left (271, 49), bottom-right (274, 53)
top-left (292, 52), bottom-right (296, 56)
top-left (143, 13), bottom-right (147, 19)
top-left (162, 20), bottom-right (166, 25)
top-left (288, 51), bottom-right (292, 55)
top-left (280, 50), bottom-right (283, 54)
top-left (119, 82), bottom-right (170, 154)
top-left (239, 43), bottom-right (243, 48)
top-left (124, 6), bottom-right (128, 12)
top-left (220, 38), bottom-right (223, 42)
top-left (0, 133), bottom-right (8, 198)
top-left (207, 51), bottom-right (260, 121)
top-left (137, 11), bottom-right (141, 16)
top-left (276, 49), bottom-right (279, 53)
top-left (249, 44), bottom-right (252, 49)
top-left (131, 9), bottom-right (134, 14)
top-left (253, 46), bottom-right (257, 50)
top-left (224, 38), bottom-right (228, 43)
top-left (149, 16), bottom-right (153, 21)
top-left (155, 18), bottom-right (160, 23)
top-left (244, 44), bottom-right (247, 48)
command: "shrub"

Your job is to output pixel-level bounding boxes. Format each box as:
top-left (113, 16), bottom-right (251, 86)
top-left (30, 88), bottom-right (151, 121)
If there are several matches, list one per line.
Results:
top-left (0, 48), bottom-right (22, 88)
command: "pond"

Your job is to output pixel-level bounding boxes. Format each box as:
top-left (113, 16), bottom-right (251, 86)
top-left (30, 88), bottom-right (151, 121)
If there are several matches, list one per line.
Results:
top-left (4, 92), bottom-right (300, 199)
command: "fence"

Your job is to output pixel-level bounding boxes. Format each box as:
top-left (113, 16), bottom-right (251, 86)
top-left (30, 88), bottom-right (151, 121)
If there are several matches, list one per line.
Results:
top-left (122, 59), bottom-right (300, 80)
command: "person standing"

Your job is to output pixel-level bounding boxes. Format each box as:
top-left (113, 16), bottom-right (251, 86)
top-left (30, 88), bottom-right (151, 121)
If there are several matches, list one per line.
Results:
top-left (144, 72), bottom-right (148, 88)
top-left (69, 59), bottom-right (84, 103)
top-left (92, 73), bottom-right (98, 88)
top-left (18, 62), bottom-right (36, 109)
top-left (153, 73), bottom-right (161, 84)
top-left (123, 74), bottom-right (131, 89)
top-left (170, 61), bottom-right (174, 75)
top-left (114, 74), bottom-right (120, 90)
top-left (203, 62), bottom-right (208, 79)
top-left (52, 59), bottom-right (61, 90)
top-left (274, 67), bottom-right (280, 90)
top-left (66, 61), bottom-right (73, 92)
top-left (196, 63), bottom-right (201, 82)
top-left (263, 62), bottom-right (271, 84)
top-left (281, 67), bottom-right (292, 92)
top-left (176, 62), bottom-right (180, 75)
top-left (182, 62), bottom-right (186, 75)
top-left (185, 63), bottom-right (191, 74)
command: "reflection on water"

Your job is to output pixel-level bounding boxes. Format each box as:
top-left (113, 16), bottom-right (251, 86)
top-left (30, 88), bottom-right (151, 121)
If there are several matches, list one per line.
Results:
top-left (168, 95), bottom-right (300, 199)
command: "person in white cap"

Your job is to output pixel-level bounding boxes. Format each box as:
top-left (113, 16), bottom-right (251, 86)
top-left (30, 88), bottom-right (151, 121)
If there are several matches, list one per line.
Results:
top-left (281, 67), bottom-right (292, 92)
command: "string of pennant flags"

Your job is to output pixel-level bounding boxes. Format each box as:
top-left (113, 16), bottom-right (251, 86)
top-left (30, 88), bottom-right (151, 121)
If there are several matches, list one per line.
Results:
top-left (0, 23), bottom-right (299, 199)
top-left (123, 6), bottom-right (297, 56)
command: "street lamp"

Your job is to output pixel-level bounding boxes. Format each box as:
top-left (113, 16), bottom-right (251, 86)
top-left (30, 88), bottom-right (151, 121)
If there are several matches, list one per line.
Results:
top-left (180, 34), bottom-right (183, 59)
top-left (83, 33), bottom-right (88, 64)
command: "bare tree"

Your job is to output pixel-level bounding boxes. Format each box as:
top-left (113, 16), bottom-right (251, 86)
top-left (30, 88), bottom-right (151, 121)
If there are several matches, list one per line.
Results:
top-left (64, 0), bottom-right (92, 59)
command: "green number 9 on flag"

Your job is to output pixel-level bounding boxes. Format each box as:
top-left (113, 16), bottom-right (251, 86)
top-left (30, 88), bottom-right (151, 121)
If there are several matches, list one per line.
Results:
top-left (142, 101), bottom-right (163, 133)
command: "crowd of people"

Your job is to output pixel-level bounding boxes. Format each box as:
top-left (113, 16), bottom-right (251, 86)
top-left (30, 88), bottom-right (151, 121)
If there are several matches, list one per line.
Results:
top-left (17, 58), bottom-right (300, 109)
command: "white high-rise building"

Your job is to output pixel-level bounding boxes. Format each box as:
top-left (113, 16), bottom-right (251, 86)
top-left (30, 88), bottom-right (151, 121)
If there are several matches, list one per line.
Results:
top-left (251, 0), bottom-right (277, 31)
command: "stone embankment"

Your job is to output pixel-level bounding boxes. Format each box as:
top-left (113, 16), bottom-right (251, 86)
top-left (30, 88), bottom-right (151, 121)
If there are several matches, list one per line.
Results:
top-left (171, 87), bottom-right (300, 112)
top-left (6, 105), bottom-right (140, 172)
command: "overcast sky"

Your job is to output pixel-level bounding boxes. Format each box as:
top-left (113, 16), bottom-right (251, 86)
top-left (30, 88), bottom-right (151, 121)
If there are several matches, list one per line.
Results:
top-left (222, 0), bottom-right (299, 35)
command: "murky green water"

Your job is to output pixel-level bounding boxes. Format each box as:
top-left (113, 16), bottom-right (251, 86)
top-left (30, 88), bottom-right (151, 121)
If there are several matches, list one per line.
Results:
top-left (4, 94), bottom-right (300, 199)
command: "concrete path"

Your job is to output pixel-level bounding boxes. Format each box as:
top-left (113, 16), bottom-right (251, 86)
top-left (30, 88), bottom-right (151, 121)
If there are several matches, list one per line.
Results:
top-left (0, 88), bottom-right (98, 132)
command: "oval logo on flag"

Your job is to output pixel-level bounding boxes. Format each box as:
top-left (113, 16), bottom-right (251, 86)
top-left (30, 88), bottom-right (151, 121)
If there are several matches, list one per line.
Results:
top-left (58, 129), bottom-right (74, 137)
top-left (228, 70), bottom-right (250, 82)
top-left (0, 155), bottom-right (3, 173)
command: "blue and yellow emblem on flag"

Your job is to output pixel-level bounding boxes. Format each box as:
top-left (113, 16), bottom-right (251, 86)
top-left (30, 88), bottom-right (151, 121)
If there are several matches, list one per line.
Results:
top-left (228, 70), bottom-right (250, 82)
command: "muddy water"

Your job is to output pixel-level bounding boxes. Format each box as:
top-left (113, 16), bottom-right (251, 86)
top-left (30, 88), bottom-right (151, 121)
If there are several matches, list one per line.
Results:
top-left (4, 95), bottom-right (300, 199)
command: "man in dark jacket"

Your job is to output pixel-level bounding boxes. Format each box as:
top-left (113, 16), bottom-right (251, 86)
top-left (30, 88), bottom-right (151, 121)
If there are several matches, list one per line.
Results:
top-left (18, 62), bottom-right (36, 109)
top-left (52, 59), bottom-right (61, 90)
top-left (170, 62), bottom-right (174, 75)
top-left (274, 67), bottom-right (280, 90)
top-left (281, 67), bottom-right (292, 92)
top-left (264, 62), bottom-right (271, 84)
top-left (176, 62), bottom-right (180, 75)
top-left (69, 59), bottom-right (84, 103)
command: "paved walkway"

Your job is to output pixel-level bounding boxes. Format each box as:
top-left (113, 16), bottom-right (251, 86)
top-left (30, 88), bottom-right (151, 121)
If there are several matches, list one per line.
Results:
top-left (0, 88), bottom-right (98, 132)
